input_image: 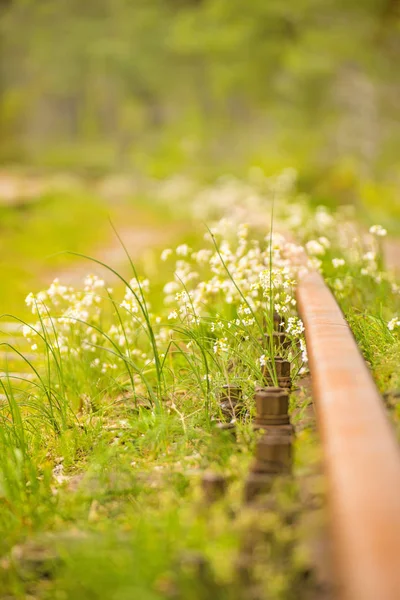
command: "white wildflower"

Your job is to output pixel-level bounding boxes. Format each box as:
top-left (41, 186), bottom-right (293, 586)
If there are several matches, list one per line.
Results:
top-left (319, 237), bottom-right (331, 248)
top-left (333, 279), bottom-right (344, 291)
top-left (176, 244), bottom-right (191, 257)
top-left (388, 318), bottom-right (400, 331)
top-left (369, 225), bottom-right (387, 237)
top-left (305, 240), bottom-right (325, 256)
top-left (213, 338), bottom-right (229, 355)
top-left (192, 249), bottom-right (212, 264)
top-left (84, 275), bottom-right (105, 290)
top-left (22, 324), bottom-right (31, 338)
top-left (315, 206), bottom-right (334, 229)
top-left (259, 354), bottom-right (267, 367)
top-left (161, 249), bottom-right (173, 261)
top-left (285, 317), bottom-right (305, 337)
top-left (300, 338), bottom-right (308, 363)
top-left (332, 258), bottom-right (345, 268)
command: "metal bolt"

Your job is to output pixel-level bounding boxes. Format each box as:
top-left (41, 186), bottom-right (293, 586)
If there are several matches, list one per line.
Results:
top-left (253, 422), bottom-right (294, 435)
top-left (276, 378), bottom-right (291, 390)
top-left (252, 434), bottom-right (292, 474)
top-left (201, 472), bottom-right (228, 502)
top-left (263, 357), bottom-right (291, 389)
top-left (274, 358), bottom-right (291, 379)
top-left (254, 387), bottom-right (289, 426)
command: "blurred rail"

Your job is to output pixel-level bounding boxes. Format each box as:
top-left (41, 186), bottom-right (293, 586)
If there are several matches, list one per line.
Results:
top-left (297, 271), bottom-right (400, 600)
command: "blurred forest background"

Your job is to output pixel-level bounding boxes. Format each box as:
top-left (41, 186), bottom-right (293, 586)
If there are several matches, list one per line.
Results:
top-left (0, 0), bottom-right (399, 209)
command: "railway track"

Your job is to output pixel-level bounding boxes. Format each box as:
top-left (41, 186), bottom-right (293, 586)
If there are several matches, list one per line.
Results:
top-left (297, 271), bottom-right (400, 600)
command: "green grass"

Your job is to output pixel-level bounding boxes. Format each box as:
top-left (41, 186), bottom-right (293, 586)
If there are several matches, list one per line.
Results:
top-left (0, 207), bottom-right (321, 599)
top-left (6, 169), bottom-right (400, 599)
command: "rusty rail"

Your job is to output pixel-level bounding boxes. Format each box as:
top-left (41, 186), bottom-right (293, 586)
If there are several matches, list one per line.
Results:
top-left (297, 271), bottom-right (400, 600)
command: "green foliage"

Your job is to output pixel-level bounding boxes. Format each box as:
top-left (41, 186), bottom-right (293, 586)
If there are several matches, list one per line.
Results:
top-left (0, 0), bottom-right (399, 188)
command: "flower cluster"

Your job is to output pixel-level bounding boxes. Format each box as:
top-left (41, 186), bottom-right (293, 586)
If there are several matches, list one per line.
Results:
top-left (388, 318), bottom-right (400, 332)
top-left (31, 170), bottom-right (400, 417)
top-left (162, 223), bottom-right (307, 332)
top-left (22, 273), bottom-right (158, 383)
top-left (24, 276), bottom-right (107, 354)
top-left (369, 225), bottom-right (387, 237)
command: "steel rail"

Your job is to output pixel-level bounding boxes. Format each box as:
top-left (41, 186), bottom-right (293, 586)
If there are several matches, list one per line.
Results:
top-left (297, 271), bottom-right (400, 600)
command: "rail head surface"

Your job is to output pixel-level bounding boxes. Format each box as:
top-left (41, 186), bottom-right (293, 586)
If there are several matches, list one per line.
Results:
top-left (297, 271), bottom-right (400, 600)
